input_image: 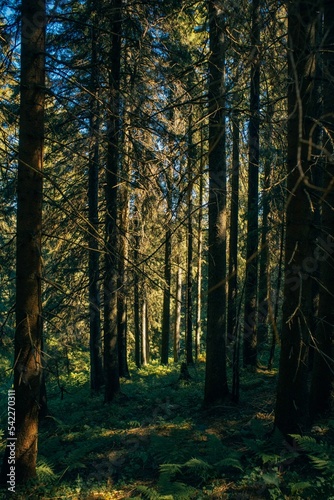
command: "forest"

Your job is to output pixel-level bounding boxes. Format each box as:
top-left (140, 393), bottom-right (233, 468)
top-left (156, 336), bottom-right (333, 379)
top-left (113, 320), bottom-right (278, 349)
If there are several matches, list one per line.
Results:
top-left (1, 0), bottom-right (334, 498)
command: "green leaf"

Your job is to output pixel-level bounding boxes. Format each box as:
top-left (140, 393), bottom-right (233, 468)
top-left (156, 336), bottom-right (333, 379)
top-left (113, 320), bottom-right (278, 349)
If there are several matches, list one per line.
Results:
top-left (290, 481), bottom-right (312, 493)
top-left (262, 472), bottom-right (280, 487)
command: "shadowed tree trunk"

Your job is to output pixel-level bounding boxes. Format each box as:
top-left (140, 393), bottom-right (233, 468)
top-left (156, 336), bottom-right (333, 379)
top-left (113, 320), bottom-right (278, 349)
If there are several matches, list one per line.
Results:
top-left (104, 0), bottom-right (122, 402)
top-left (0, 0), bottom-right (45, 484)
top-left (275, 0), bottom-right (322, 434)
top-left (161, 159), bottom-right (173, 365)
top-left (88, 0), bottom-right (103, 394)
top-left (161, 226), bottom-right (172, 365)
top-left (243, 0), bottom-right (260, 368)
top-left (174, 253), bottom-right (182, 362)
top-left (204, 0), bottom-right (229, 404)
top-left (309, 0), bottom-right (334, 419)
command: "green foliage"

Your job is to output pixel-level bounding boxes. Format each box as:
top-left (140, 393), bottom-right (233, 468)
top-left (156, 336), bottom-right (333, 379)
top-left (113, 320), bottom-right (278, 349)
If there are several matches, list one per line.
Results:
top-left (36, 458), bottom-right (58, 484)
top-left (290, 434), bottom-right (334, 471)
top-left (1, 358), bottom-right (334, 499)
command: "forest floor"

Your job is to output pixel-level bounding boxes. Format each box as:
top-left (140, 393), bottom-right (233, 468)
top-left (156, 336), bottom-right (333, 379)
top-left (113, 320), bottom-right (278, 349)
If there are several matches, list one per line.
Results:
top-left (1, 350), bottom-right (334, 499)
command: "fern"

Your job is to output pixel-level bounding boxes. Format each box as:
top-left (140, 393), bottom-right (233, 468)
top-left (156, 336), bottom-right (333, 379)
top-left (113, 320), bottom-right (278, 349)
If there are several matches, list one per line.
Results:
top-left (135, 485), bottom-right (162, 499)
top-left (290, 434), bottom-right (334, 472)
top-left (215, 457), bottom-right (243, 471)
top-left (36, 458), bottom-right (58, 484)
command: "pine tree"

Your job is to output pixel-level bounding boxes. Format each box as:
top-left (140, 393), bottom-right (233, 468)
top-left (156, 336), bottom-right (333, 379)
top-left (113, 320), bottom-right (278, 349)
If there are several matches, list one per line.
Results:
top-left (275, 0), bottom-right (322, 434)
top-left (1, 0), bottom-right (45, 483)
top-left (204, 0), bottom-right (229, 404)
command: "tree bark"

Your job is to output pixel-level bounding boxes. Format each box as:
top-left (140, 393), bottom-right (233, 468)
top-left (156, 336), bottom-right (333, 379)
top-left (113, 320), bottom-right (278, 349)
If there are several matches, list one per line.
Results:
top-left (104, 0), bottom-right (122, 402)
top-left (227, 110), bottom-right (240, 344)
top-left (1, 0), bottom-right (45, 484)
top-left (309, 0), bottom-right (334, 419)
top-left (243, 0), bottom-right (260, 368)
top-left (161, 227), bottom-right (172, 365)
top-left (133, 209), bottom-right (141, 368)
top-left (117, 178), bottom-right (130, 378)
top-left (204, 0), bottom-right (229, 404)
top-left (174, 254), bottom-right (182, 362)
top-left (141, 287), bottom-right (149, 366)
top-left (88, 0), bottom-right (103, 394)
top-left (195, 145), bottom-right (204, 360)
top-left (275, 0), bottom-right (321, 434)
top-left (185, 115), bottom-right (194, 365)
top-left (258, 107), bottom-right (272, 350)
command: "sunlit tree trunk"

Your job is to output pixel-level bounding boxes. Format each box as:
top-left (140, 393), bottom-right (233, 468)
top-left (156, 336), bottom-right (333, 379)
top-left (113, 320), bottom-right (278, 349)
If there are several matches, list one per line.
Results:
top-left (0, 0), bottom-right (45, 484)
top-left (258, 107), bottom-right (273, 349)
top-left (243, 0), bottom-right (260, 368)
top-left (104, 0), bottom-right (122, 402)
top-left (227, 110), bottom-right (240, 344)
top-left (117, 178), bottom-right (130, 377)
top-left (204, 0), bottom-right (229, 404)
top-left (133, 208), bottom-right (141, 368)
top-left (141, 287), bottom-right (149, 366)
top-left (195, 148), bottom-right (204, 360)
top-left (275, 0), bottom-right (321, 434)
top-left (185, 114), bottom-right (194, 365)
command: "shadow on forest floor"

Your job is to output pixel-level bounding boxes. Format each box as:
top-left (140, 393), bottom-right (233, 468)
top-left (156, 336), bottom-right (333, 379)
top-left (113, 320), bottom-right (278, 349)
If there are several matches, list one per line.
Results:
top-left (1, 354), bottom-right (334, 499)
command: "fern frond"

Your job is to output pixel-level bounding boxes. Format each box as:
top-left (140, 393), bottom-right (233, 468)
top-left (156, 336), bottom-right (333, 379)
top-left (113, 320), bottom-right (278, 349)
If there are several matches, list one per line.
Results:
top-left (290, 434), bottom-right (334, 473)
top-left (159, 463), bottom-right (183, 475)
top-left (183, 457), bottom-right (212, 470)
top-left (308, 455), bottom-right (330, 470)
top-left (215, 457), bottom-right (243, 471)
top-left (136, 485), bottom-right (160, 500)
top-left (36, 458), bottom-right (58, 483)
top-left (290, 482), bottom-right (312, 494)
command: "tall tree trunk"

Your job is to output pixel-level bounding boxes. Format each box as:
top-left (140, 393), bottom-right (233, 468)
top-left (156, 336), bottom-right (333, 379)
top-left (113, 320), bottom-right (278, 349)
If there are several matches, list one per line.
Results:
top-left (133, 208), bottom-right (141, 368)
top-left (161, 153), bottom-right (173, 365)
top-left (227, 110), bottom-right (240, 344)
top-left (195, 146), bottom-right (204, 360)
top-left (161, 227), bottom-right (172, 365)
top-left (204, 0), bottom-right (229, 404)
top-left (309, 0), bottom-right (334, 419)
top-left (88, 0), bottom-right (103, 394)
top-left (117, 179), bottom-right (130, 377)
top-left (275, 0), bottom-right (321, 434)
top-left (185, 115), bottom-right (194, 365)
top-left (0, 0), bottom-right (45, 484)
top-left (243, 0), bottom-right (260, 368)
top-left (267, 214), bottom-right (284, 369)
top-left (174, 253), bottom-right (182, 362)
top-left (104, 0), bottom-right (122, 402)
top-left (141, 287), bottom-right (149, 366)
top-left (258, 108), bottom-right (273, 350)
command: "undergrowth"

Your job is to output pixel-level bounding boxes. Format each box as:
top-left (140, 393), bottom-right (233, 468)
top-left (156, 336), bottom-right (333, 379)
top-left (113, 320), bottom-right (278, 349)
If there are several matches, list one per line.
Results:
top-left (0, 355), bottom-right (334, 499)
